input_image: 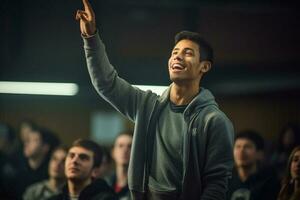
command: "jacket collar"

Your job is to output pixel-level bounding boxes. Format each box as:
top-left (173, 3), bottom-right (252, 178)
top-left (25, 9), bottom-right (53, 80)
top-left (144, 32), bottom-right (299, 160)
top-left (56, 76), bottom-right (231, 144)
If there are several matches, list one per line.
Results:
top-left (158, 84), bottom-right (218, 120)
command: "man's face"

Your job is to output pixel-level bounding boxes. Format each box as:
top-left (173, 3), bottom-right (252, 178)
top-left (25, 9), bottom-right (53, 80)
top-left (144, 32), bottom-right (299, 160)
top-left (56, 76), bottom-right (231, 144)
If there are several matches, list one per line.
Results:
top-left (168, 39), bottom-right (202, 84)
top-left (112, 134), bottom-right (132, 166)
top-left (234, 138), bottom-right (258, 168)
top-left (291, 150), bottom-right (300, 179)
top-left (23, 131), bottom-right (44, 159)
top-left (65, 146), bottom-right (95, 182)
top-left (49, 149), bottom-right (67, 179)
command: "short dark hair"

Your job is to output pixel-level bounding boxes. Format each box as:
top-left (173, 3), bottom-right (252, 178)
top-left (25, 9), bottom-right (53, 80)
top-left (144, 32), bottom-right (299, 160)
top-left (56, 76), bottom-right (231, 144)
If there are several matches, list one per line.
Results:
top-left (34, 127), bottom-right (60, 153)
top-left (235, 130), bottom-right (265, 151)
top-left (72, 139), bottom-right (103, 168)
top-left (175, 30), bottom-right (214, 63)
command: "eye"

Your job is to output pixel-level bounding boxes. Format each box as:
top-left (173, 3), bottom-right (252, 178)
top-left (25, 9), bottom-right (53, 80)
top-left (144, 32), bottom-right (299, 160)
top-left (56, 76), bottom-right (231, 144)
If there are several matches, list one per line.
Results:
top-left (185, 50), bottom-right (194, 56)
top-left (293, 156), bottom-right (300, 162)
top-left (172, 51), bottom-right (178, 55)
top-left (79, 154), bottom-right (90, 161)
top-left (68, 152), bottom-right (75, 158)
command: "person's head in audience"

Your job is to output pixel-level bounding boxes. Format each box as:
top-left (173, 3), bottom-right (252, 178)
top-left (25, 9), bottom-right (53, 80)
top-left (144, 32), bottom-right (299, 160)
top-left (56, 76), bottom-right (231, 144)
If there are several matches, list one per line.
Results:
top-left (278, 123), bottom-right (300, 153)
top-left (23, 127), bottom-right (60, 169)
top-left (234, 130), bottom-right (264, 180)
top-left (0, 122), bottom-right (16, 155)
top-left (278, 146), bottom-right (300, 200)
top-left (92, 146), bottom-right (112, 179)
top-left (19, 119), bottom-right (38, 143)
top-left (112, 132), bottom-right (133, 169)
top-left (49, 146), bottom-right (68, 182)
top-left (22, 146), bottom-right (68, 200)
top-left (65, 139), bottom-right (103, 188)
top-left (49, 139), bottom-right (117, 200)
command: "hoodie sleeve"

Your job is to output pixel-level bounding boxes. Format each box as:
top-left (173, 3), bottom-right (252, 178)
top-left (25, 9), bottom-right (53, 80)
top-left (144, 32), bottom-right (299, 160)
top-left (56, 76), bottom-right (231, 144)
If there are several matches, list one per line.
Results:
top-left (200, 112), bottom-right (234, 200)
top-left (82, 32), bottom-right (152, 121)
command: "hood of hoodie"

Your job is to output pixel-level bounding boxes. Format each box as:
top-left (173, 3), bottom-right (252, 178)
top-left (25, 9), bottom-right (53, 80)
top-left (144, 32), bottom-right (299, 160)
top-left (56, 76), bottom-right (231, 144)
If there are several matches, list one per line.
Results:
top-left (159, 84), bottom-right (218, 118)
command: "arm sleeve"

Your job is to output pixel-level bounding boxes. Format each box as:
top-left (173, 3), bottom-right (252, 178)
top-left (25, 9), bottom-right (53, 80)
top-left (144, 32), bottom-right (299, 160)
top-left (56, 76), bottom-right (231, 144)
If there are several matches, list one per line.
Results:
top-left (83, 32), bottom-right (150, 121)
top-left (200, 113), bottom-right (234, 200)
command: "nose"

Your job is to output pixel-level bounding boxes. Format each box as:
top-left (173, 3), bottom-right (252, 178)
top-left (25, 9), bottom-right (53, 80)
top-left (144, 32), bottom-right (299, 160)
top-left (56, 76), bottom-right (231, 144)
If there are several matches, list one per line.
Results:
top-left (174, 52), bottom-right (183, 61)
top-left (70, 155), bottom-right (79, 164)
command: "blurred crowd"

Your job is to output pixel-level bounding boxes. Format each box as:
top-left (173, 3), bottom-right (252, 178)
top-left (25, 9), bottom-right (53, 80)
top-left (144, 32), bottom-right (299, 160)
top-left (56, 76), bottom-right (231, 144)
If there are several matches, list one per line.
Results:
top-left (0, 120), bottom-right (299, 200)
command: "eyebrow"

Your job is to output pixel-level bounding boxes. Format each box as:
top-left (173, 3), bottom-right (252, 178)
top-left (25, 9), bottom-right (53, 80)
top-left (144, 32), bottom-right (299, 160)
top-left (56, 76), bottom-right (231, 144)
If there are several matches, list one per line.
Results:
top-left (68, 151), bottom-right (90, 158)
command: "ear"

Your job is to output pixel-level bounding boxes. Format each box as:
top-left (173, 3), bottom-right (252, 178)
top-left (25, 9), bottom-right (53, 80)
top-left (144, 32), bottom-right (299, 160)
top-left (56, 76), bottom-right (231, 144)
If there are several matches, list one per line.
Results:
top-left (199, 61), bottom-right (211, 74)
top-left (91, 166), bottom-right (101, 179)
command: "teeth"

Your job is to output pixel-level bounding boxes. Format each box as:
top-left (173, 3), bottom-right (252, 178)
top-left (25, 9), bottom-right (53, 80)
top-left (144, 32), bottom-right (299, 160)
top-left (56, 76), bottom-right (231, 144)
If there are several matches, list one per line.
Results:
top-left (173, 63), bottom-right (184, 69)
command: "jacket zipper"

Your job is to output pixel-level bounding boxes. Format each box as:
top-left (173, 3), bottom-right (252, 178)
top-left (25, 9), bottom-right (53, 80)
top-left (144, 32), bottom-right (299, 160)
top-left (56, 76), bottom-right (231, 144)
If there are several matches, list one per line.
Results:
top-left (143, 100), bottom-right (159, 192)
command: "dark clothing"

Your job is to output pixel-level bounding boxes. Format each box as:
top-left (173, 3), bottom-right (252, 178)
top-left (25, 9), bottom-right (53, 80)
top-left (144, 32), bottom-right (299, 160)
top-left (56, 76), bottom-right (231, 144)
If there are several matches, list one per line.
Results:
top-left (227, 167), bottom-right (281, 200)
top-left (49, 179), bottom-right (118, 200)
top-left (0, 152), bottom-right (19, 200)
top-left (106, 174), bottom-right (131, 200)
top-left (17, 158), bottom-right (49, 197)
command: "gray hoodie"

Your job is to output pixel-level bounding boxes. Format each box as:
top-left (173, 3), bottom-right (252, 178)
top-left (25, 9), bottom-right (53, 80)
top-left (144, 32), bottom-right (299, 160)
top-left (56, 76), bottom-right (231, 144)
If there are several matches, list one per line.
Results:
top-left (83, 33), bottom-right (234, 200)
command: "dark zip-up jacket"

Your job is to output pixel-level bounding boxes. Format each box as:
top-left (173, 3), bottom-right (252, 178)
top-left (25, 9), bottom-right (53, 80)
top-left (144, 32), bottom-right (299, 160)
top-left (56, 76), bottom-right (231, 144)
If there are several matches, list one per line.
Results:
top-left (48, 179), bottom-right (117, 200)
top-left (83, 33), bottom-right (234, 200)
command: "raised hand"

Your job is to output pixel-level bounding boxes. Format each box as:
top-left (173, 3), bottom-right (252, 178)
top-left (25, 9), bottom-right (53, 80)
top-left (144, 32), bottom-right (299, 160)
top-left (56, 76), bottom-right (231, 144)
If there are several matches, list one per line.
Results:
top-left (75, 0), bottom-right (96, 36)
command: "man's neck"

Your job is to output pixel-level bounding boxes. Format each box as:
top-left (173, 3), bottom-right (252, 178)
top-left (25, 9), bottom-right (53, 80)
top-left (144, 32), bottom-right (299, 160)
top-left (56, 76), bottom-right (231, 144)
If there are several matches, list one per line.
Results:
top-left (170, 82), bottom-right (200, 105)
top-left (47, 177), bottom-right (65, 192)
top-left (28, 156), bottom-right (45, 170)
top-left (68, 178), bottom-right (92, 196)
top-left (237, 164), bottom-right (257, 182)
top-left (116, 164), bottom-right (128, 188)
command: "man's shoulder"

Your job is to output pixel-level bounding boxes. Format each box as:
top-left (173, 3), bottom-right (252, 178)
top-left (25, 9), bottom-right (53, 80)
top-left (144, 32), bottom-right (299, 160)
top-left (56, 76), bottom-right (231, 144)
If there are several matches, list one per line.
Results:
top-left (27, 180), bottom-right (48, 189)
top-left (91, 192), bottom-right (118, 200)
top-left (82, 179), bottom-right (118, 200)
top-left (47, 193), bottom-right (64, 200)
top-left (194, 105), bottom-right (232, 127)
top-left (23, 180), bottom-right (48, 196)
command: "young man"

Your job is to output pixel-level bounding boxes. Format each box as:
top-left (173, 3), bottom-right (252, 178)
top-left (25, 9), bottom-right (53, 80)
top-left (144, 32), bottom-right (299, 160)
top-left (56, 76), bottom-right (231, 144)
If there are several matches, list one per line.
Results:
top-left (18, 127), bottom-right (60, 198)
top-left (23, 146), bottom-right (68, 200)
top-left (106, 132), bottom-right (133, 200)
top-left (76, 0), bottom-right (234, 199)
top-left (49, 139), bottom-right (117, 200)
top-left (227, 130), bottom-right (280, 200)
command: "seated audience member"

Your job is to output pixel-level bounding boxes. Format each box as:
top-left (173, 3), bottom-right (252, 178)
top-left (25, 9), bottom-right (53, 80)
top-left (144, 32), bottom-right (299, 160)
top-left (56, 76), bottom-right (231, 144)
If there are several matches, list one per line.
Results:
top-left (18, 126), bottom-right (60, 197)
top-left (106, 132), bottom-right (132, 200)
top-left (271, 123), bottom-right (300, 179)
top-left (227, 130), bottom-right (280, 200)
top-left (0, 122), bottom-right (19, 200)
top-left (23, 146), bottom-right (68, 200)
top-left (277, 146), bottom-right (300, 200)
top-left (19, 119), bottom-right (39, 143)
top-left (93, 146), bottom-right (113, 179)
top-left (49, 139), bottom-right (117, 200)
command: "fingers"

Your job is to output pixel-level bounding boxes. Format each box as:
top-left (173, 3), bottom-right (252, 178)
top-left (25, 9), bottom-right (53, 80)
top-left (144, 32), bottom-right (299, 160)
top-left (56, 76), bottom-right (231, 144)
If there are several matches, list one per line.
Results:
top-left (76, 10), bottom-right (88, 22)
top-left (82, 0), bottom-right (95, 18)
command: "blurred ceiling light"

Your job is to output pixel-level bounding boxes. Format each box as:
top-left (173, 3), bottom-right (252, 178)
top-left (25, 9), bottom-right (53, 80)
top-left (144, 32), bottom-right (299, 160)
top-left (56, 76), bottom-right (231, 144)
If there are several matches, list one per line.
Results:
top-left (133, 85), bottom-right (168, 95)
top-left (0, 81), bottom-right (79, 96)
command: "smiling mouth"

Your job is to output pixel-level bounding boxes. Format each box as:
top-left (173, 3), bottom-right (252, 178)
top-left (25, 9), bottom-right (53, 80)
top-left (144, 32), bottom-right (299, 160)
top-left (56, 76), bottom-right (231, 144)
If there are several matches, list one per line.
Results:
top-left (171, 63), bottom-right (185, 70)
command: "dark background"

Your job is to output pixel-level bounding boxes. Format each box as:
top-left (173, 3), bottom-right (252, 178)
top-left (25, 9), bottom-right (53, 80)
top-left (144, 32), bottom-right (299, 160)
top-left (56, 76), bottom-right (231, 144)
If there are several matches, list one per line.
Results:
top-left (0, 0), bottom-right (299, 145)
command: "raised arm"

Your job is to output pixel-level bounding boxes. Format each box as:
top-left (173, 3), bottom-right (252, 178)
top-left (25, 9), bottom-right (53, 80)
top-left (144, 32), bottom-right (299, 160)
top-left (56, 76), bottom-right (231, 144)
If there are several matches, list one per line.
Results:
top-left (75, 0), bottom-right (96, 36)
top-left (75, 0), bottom-right (159, 121)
